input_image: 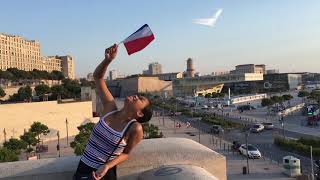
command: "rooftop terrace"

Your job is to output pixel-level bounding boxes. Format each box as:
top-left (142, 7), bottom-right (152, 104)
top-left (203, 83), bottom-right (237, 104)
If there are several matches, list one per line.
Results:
top-left (0, 138), bottom-right (226, 180)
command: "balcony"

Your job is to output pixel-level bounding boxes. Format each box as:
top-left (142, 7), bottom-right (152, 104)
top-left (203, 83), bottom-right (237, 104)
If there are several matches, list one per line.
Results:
top-left (0, 138), bottom-right (226, 180)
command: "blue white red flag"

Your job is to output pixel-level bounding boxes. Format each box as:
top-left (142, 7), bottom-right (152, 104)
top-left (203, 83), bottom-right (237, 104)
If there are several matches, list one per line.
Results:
top-left (123, 24), bottom-right (155, 55)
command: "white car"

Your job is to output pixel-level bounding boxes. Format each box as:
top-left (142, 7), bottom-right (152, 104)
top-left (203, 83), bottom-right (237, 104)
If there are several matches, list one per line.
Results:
top-left (201, 105), bottom-right (208, 109)
top-left (262, 122), bottom-right (274, 130)
top-left (250, 124), bottom-right (264, 133)
top-left (239, 144), bottom-right (261, 159)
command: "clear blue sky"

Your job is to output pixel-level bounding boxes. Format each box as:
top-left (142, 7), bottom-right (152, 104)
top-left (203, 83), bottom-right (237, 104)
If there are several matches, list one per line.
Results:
top-left (1, 0), bottom-right (319, 78)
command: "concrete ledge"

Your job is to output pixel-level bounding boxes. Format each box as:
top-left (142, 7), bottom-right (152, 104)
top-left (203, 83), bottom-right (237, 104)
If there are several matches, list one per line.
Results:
top-left (0, 138), bottom-right (226, 180)
top-left (138, 165), bottom-right (219, 180)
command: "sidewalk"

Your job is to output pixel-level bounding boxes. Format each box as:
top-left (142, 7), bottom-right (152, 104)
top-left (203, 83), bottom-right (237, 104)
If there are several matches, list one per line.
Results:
top-left (150, 115), bottom-right (295, 180)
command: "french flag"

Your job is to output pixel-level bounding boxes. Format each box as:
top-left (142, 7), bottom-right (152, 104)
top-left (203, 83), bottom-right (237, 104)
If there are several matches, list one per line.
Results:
top-left (123, 24), bottom-right (155, 55)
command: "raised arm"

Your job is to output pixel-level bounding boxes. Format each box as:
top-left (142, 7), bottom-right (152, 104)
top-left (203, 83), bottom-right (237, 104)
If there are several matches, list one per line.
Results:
top-left (93, 44), bottom-right (118, 114)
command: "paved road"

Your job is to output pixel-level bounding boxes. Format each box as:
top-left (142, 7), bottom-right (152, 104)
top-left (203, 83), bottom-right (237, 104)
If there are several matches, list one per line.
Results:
top-left (151, 114), bottom-right (295, 179)
top-left (165, 110), bottom-right (314, 175)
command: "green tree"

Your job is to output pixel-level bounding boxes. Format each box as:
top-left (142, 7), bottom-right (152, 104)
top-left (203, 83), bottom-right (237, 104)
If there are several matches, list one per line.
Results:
top-left (62, 79), bottom-right (81, 98)
top-left (0, 86), bottom-right (6, 98)
top-left (3, 138), bottom-right (28, 154)
top-left (271, 96), bottom-right (284, 104)
top-left (0, 70), bottom-right (13, 80)
top-left (8, 85), bottom-right (32, 102)
top-left (217, 93), bottom-right (225, 98)
top-left (20, 131), bottom-right (38, 150)
top-left (261, 98), bottom-right (274, 107)
top-left (50, 70), bottom-right (65, 80)
top-left (142, 123), bottom-right (163, 139)
top-left (309, 90), bottom-right (320, 105)
top-left (204, 93), bottom-right (211, 98)
top-left (298, 90), bottom-right (310, 98)
top-left (211, 92), bottom-right (218, 98)
top-left (282, 94), bottom-right (293, 101)
top-left (18, 85), bottom-right (32, 100)
top-left (0, 147), bottom-right (19, 162)
top-left (50, 84), bottom-right (65, 99)
top-left (30, 122), bottom-right (50, 144)
top-left (70, 122), bottom-right (95, 155)
top-left (35, 84), bottom-right (51, 97)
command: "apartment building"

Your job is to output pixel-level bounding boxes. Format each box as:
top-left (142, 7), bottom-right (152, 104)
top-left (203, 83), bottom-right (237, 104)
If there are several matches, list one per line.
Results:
top-left (0, 33), bottom-right (75, 79)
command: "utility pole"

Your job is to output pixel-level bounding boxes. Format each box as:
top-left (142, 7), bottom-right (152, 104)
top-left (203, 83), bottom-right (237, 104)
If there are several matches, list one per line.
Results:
top-left (311, 146), bottom-right (314, 180)
top-left (57, 131), bottom-right (61, 157)
top-left (245, 132), bottom-right (250, 174)
top-left (65, 118), bottom-right (69, 146)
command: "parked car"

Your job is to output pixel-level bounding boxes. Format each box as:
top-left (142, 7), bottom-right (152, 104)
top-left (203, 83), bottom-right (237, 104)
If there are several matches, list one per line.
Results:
top-left (232, 141), bottom-right (241, 151)
top-left (262, 122), bottom-right (274, 130)
top-left (250, 124), bottom-right (264, 133)
top-left (239, 144), bottom-right (261, 159)
top-left (201, 105), bottom-right (209, 109)
top-left (237, 105), bottom-right (256, 111)
top-left (210, 125), bottom-right (224, 134)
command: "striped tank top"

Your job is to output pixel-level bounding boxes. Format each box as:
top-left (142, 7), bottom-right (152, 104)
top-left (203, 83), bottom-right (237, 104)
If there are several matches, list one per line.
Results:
top-left (80, 110), bottom-right (136, 169)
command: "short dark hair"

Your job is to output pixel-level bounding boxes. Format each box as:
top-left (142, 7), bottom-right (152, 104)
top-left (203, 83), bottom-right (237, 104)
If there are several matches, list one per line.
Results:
top-left (136, 100), bottom-right (153, 123)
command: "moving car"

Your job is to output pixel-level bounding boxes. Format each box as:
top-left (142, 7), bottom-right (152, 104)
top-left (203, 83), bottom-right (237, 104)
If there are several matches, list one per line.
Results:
top-left (210, 125), bottom-right (224, 134)
top-left (262, 122), bottom-right (274, 130)
top-left (239, 144), bottom-right (261, 159)
top-left (250, 124), bottom-right (264, 133)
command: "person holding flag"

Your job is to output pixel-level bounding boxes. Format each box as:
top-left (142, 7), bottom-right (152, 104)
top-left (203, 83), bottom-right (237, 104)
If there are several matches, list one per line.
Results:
top-left (75, 24), bottom-right (155, 180)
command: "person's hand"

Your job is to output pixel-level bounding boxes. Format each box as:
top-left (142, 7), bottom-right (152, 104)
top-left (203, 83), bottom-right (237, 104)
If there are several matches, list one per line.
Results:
top-left (92, 164), bottom-right (109, 180)
top-left (105, 44), bottom-right (118, 62)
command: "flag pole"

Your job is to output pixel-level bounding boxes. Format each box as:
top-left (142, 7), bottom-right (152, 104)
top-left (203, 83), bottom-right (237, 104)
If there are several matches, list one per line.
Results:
top-left (117, 41), bottom-right (123, 46)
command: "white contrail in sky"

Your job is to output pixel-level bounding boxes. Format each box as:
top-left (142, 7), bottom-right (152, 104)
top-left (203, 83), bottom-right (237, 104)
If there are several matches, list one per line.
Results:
top-left (192, 9), bottom-right (223, 27)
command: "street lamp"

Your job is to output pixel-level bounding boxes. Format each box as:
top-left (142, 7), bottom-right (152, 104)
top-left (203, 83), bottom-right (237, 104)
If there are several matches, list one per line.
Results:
top-left (280, 115), bottom-right (285, 138)
top-left (65, 118), bottom-right (69, 147)
top-left (57, 131), bottom-right (60, 157)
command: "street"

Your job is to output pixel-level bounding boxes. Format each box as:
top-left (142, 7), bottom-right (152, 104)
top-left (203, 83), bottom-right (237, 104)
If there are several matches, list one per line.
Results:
top-left (150, 112), bottom-right (295, 180)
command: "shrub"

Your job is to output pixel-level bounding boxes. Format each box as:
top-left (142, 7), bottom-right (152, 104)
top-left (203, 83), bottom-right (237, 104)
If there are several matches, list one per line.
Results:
top-left (274, 136), bottom-right (320, 158)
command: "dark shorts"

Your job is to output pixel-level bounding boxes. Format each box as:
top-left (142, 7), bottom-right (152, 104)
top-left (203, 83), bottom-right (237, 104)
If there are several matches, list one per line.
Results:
top-left (75, 160), bottom-right (117, 180)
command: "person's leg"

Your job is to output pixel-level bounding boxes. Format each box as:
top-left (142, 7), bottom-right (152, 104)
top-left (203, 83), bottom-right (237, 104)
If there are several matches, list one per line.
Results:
top-left (103, 166), bottom-right (117, 180)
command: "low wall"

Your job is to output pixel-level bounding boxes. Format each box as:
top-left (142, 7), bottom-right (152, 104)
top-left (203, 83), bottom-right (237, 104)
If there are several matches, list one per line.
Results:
top-left (0, 101), bottom-right (95, 144)
top-left (0, 138), bottom-right (226, 180)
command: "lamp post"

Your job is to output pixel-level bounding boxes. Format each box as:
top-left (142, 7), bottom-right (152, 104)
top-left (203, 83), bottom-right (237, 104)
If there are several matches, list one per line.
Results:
top-left (245, 131), bottom-right (250, 174)
top-left (65, 118), bottom-right (69, 147)
top-left (280, 115), bottom-right (285, 138)
top-left (194, 95), bottom-right (200, 143)
top-left (57, 131), bottom-right (60, 157)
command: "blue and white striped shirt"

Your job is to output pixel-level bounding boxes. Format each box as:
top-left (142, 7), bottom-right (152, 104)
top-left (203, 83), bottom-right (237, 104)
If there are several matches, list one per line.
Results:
top-left (80, 111), bottom-right (136, 169)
